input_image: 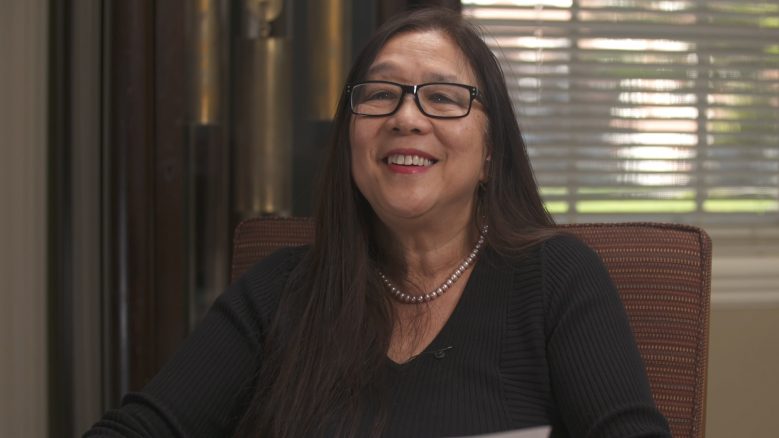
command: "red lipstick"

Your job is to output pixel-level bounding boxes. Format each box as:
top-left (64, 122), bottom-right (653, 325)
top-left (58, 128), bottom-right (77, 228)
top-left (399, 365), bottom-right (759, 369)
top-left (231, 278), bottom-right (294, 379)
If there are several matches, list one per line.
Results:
top-left (383, 148), bottom-right (437, 174)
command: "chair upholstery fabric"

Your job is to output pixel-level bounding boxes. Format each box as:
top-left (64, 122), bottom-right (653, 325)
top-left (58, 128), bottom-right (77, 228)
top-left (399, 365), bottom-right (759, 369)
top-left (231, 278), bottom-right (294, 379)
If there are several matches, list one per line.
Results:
top-left (231, 218), bottom-right (711, 438)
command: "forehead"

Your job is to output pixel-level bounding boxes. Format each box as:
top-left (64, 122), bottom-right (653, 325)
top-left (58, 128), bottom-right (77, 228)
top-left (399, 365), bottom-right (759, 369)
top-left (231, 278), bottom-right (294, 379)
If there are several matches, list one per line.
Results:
top-left (366, 30), bottom-right (478, 85)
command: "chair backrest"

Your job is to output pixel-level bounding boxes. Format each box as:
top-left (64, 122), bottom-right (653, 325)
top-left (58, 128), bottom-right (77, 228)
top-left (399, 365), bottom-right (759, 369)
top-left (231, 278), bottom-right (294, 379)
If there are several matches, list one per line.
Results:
top-left (231, 217), bottom-right (711, 438)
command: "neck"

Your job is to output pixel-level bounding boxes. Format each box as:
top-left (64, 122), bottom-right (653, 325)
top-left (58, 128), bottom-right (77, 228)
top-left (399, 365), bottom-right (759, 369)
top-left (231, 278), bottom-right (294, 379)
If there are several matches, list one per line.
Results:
top-left (378, 223), bottom-right (487, 304)
top-left (375, 215), bottom-right (480, 288)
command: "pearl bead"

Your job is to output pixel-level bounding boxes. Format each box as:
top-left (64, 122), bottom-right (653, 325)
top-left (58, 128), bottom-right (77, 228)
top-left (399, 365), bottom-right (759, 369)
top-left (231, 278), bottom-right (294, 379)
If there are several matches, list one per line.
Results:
top-left (379, 225), bottom-right (487, 304)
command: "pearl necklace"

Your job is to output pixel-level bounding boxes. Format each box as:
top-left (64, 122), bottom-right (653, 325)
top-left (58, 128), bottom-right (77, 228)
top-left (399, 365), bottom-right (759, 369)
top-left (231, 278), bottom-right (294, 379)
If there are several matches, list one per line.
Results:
top-left (378, 225), bottom-right (488, 304)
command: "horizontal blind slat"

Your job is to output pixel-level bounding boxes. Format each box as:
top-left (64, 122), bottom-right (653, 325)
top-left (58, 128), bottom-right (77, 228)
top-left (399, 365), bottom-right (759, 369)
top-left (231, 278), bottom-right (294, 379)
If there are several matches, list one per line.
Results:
top-left (464, 0), bottom-right (779, 223)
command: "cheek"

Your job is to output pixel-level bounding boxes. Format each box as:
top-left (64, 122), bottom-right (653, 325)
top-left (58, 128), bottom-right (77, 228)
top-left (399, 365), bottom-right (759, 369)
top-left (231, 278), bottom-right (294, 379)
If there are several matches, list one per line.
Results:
top-left (474, 115), bottom-right (491, 159)
top-left (460, 116), bottom-right (490, 157)
top-left (349, 124), bottom-right (370, 195)
top-left (349, 119), bottom-right (374, 159)
top-left (463, 117), bottom-right (491, 181)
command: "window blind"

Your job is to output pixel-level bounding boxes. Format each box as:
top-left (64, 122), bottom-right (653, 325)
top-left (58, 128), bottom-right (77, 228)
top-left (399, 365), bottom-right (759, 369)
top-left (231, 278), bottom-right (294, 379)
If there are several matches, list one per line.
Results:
top-left (463, 0), bottom-right (779, 225)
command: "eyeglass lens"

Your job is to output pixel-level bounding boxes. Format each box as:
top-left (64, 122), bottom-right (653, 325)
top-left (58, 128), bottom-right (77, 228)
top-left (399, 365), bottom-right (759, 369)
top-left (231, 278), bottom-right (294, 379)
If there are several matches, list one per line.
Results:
top-left (351, 83), bottom-right (472, 117)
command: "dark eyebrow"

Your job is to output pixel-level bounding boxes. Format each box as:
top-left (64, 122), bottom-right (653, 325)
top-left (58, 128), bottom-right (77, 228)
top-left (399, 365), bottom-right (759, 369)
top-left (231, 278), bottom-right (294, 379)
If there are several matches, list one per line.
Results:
top-left (366, 61), bottom-right (460, 83)
top-left (365, 62), bottom-right (395, 78)
top-left (425, 72), bottom-right (459, 83)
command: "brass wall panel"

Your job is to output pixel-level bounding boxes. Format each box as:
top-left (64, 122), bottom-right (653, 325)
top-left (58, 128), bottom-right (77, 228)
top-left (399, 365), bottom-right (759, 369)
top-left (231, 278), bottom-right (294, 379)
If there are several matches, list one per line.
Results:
top-left (193, 0), bottom-right (222, 124)
top-left (242, 0), bottom-right (284, 37)
top-left (234, 37), bottom-right (293, 217)
top-left (307, 0), bottom-right (351, 120)
top-left (187, 0), bottom-right (231, 320)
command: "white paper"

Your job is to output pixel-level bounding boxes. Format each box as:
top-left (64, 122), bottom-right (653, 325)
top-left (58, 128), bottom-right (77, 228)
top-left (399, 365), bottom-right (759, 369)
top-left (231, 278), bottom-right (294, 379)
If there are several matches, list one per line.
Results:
top-left (458, 425), bottom-right (552, 438)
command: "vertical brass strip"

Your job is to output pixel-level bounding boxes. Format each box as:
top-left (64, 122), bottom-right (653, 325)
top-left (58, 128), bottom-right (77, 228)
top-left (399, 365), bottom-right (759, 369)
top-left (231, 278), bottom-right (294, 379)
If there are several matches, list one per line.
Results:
top-left (234, 0), bottom-right (292, 218)
top-left (307, 0), bottom-right (351, 120)
top-left (193, 0), bottom-right (221, 124)
top-left (234, 37), bottom-right (293, 217)
top-left (187, 0), bottom-right (230, 318)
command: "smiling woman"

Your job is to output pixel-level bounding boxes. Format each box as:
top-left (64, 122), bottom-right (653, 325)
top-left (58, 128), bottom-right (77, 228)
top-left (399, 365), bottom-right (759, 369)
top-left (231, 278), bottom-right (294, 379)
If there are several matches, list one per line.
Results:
top-left (85, 7), bottom-right (671, 438)
top-left (350, 30), bottom-right (489, 231)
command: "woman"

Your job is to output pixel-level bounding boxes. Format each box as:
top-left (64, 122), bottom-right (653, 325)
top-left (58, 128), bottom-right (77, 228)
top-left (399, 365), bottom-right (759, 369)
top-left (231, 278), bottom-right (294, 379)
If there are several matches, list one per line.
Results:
top-left (87, 8), bottom-right (670, 438)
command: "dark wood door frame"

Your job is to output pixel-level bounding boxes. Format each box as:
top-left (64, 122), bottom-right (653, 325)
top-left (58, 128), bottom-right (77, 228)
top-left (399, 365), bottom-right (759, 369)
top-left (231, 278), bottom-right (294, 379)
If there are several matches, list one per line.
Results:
top-left (108, 0), bottom-right (190, 397)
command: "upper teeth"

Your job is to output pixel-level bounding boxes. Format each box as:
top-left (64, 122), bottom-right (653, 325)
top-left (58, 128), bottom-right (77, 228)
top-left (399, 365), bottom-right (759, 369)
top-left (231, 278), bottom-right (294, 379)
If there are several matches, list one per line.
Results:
top-left (387, 154), bottom-right (433, 166)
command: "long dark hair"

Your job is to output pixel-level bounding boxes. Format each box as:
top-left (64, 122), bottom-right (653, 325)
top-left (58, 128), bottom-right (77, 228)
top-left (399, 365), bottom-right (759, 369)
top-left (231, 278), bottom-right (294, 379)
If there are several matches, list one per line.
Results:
top-left (234, 7), bottom-right (555, 438)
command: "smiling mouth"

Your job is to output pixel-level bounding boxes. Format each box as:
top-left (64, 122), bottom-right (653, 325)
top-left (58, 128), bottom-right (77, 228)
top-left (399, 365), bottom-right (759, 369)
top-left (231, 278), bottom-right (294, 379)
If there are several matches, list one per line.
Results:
top-left (383, 153), bottom-right (437, 167)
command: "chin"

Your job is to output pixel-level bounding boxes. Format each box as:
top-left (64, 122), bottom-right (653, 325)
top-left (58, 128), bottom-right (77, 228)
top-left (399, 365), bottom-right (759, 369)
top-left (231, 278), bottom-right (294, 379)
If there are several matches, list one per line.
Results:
top-left (374, 200), bottom-right (432, 222)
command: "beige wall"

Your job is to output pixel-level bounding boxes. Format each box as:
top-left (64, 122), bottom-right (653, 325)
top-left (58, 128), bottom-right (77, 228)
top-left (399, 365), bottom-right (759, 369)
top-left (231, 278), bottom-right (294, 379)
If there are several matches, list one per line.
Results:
top-left (0, 0), bottom-right (49, 437)
top-left (707, 307), bottom-right (779, 438)
top-left (706, 237), bottom-right (779, 438)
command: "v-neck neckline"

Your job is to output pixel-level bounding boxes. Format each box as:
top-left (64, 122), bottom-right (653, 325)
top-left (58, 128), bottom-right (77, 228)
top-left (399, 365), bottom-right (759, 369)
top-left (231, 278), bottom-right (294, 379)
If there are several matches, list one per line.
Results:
top-left (385, 249), bottom-right (487, 370)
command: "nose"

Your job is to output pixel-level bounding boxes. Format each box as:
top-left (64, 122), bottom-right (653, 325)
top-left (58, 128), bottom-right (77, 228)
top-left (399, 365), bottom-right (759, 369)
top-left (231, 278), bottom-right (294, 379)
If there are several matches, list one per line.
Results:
top-left (388, 93), bottom-right (430, 133)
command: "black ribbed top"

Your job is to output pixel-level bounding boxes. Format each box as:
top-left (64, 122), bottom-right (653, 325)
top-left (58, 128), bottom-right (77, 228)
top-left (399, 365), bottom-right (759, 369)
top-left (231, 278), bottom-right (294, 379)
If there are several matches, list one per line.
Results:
top-left (85, 235), bottom-right (671, 438)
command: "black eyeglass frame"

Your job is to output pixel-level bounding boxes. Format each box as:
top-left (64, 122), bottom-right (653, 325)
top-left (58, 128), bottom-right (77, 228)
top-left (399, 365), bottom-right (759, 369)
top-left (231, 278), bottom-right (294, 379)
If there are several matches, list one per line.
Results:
top-left (345, 80), bottom-right (483, 119)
